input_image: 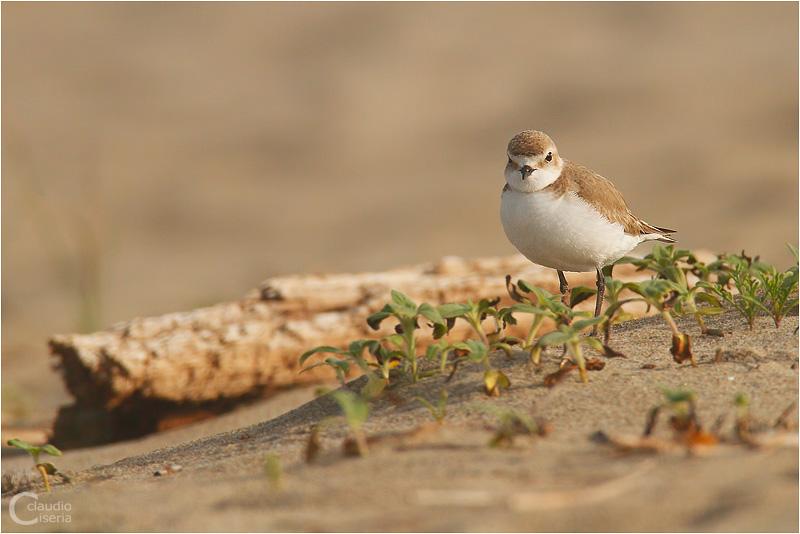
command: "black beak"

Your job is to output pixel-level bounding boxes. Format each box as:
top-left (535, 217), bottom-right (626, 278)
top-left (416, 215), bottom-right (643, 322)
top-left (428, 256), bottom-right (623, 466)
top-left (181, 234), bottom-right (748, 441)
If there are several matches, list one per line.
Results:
top-left (520, 166), bottom-right (534, 180)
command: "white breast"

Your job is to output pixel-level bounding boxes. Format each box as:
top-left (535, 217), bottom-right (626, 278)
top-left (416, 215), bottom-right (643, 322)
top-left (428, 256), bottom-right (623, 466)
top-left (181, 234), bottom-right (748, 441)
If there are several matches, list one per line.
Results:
top-left (500, 188), bottom-right (643, 272)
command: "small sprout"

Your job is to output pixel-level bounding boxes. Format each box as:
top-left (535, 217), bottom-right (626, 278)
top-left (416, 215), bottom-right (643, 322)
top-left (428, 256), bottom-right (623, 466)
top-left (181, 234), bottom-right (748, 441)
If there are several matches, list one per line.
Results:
top-left (263, 454), bottom-right (283, 487)
top-left (305, 425), bottom-right (322, 464)
top-left (670, 333), bottom-right (696, 367)
top-left (444, 338), bottom-right (510, 395)
top-left (439, 298), bottom-right (504, 349)
top-left (733, 393), bottom-right (755, 445)
top-left (530, 314), bottom-right (609, 383)
top-left (416, 389), bottom-right (448, 422)
top-left (300, 356), bottom-right (351, 386)
top-left (329, 390), bottom-right (370, 456)
top-left (483, 369), bottom-right (511, 397)
top-left (568, 285), bottom-right (597, 308)
top-left (366, 291), bottom-right (449, 381)
top-left (7, 439), bottom-right (62, 492)
top-left (748, 256), bottom-right (798, 328)
top-left (503, 277), bottom-right (573, 362)
top-left (697, 247), bottom-right (797, 330)
top-left (473, 404), bottom-right (545, 447)
top-left (699, 262), bottom-right (763, 329)
top-left (300, 340), bottom-right (387, 396)
top-left (544, 359), bottom-right (604, 388)
top-left (644, 389), bottom-right (717, 451)
top-left (618, 245), bottom-right (728, 336)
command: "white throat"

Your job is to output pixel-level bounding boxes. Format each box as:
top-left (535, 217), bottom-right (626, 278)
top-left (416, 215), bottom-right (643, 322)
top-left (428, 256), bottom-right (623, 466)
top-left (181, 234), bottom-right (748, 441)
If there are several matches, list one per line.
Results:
top-left (504, 160), bottom-right (562, 193)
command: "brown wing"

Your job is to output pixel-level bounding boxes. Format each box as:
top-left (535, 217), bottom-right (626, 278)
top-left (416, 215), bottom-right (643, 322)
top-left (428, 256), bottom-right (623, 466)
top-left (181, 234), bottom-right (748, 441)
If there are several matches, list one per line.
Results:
top-left (545, 160), bottom-right (675, 241)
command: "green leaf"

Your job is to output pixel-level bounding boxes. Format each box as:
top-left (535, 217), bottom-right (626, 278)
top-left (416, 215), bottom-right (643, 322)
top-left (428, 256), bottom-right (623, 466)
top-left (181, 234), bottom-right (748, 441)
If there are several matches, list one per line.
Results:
top-left (299, 357), bottom-right (351, 376)
top-left (517, 279), bottom-right (539, 294)
top-left (661, 388), bottom-right (695, 403)
top-left (537, 329), bottom-right (572, 346)
top-left (571, 315), bottom-right (606, 332)
top-left (484, 369), bottom-right (511, 396)
top-left (437, 302), bottom-right (470, 318)
top-left (585, 337), bottom-right (603, 352)
top-left (299, 346), bottom-right (349, 366)
top-left (366, 309), bottom-right (393, 330)
top-left (569, 286), bottom-right (597, 308)
top-left (610, 312), bottom-right (634, 325)
top-left (695, 307), bottom-right (727, 316)
top-left (507, 303), bottom-right (550, 316)
top-left (7, 439), bottom-right (36, 452)
top-left (346, 340), bottom-right (364, 355)
top-left (425, 343), bottom-right (443, 361)
top-left (417, 302), bottom-right (445, 325)
top-left (391, 290), bottom-right (417, 310)
top-left (464, 339), bottom-right (488, 362)
top-left (787, 243), bottom-right (799, 264)
top-left (695, 292), bottom-right (721, 306)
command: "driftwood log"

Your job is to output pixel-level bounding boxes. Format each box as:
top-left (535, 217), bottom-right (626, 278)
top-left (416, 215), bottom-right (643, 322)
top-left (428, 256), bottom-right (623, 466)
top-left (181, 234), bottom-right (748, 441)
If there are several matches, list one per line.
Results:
top-left (49, 254), bottom-right (656, 447)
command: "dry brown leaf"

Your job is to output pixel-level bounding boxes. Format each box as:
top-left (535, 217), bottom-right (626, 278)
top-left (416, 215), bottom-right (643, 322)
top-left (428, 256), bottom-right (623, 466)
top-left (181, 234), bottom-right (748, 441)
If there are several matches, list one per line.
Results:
top-left (671, 333), bottom-right (697, 366)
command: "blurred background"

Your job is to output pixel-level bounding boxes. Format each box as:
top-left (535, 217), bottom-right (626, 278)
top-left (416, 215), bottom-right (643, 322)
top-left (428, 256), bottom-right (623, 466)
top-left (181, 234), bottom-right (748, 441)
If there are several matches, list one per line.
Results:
top-left (2, 3), bottom-right (797, 429)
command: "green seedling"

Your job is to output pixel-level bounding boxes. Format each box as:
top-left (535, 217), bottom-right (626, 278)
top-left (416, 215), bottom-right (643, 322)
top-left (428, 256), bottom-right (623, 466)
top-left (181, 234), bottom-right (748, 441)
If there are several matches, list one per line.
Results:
top-left (748, 251), bottom-right (798, 328)
top-left (424, 338), bottom-right (456, 375)
top-left (446, 338), bottom-right (511, 396)
top-left (698, 249), bottom-right (798, 330)
top-left (437, 298), bottom-right (517, 394)
top-left (327, 389), bottom-right (370, 456)
top-left (7, 439), bottom-right (62, 492)
top-left (263, 454), bottom-right (283, 488)
top-left (502, 277), bottom-right (573, 363)
top-left (416, 389), bottom-right (448, 423)
top-left (619, 244), bottom-right (699, 281)
top-left (438, 298), bottom-right (506, 349)
top-left (733, 393), bottom-right (753, 444)
top-left (699, 261), bottom-right (762, 330)
top-left (367, 290), bottom-right (449, 381)
top-left (300, 356), bottom-right (351, 387)
top-left (626, 279), bottom-right (697, 366)
top-left (619, 244), bottom-right (726, 336)
top-left (300, 340), bottom-right (388, 397)
top-left (472, 404), bottom-right (544, 447)
top-left (530, 314), bottom-right (612, 383)
top-left (644, 389), bottom-right (716, 448)
top-left (305, 386), bottom-right (372, 461)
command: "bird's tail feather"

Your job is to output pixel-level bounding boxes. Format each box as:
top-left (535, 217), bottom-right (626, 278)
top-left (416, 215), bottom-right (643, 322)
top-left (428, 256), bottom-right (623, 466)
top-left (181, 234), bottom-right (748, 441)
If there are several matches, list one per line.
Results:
top-left (640, 222), bottom-right (676, 243)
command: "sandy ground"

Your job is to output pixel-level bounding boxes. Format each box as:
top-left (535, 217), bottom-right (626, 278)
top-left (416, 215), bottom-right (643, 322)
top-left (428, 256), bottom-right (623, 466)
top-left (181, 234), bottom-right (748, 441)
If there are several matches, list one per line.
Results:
top-left (2, 306), bottom-right (798, 532)
top-left (2, 4), bottom-right (798, 532)
top-left (2, 3), bottom-right (798, 432)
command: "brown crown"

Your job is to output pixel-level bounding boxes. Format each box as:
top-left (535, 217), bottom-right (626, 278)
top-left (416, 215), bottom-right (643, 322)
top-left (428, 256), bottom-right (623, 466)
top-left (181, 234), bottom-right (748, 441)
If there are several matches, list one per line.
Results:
top-left (507, 130), bottom-right (555, 157)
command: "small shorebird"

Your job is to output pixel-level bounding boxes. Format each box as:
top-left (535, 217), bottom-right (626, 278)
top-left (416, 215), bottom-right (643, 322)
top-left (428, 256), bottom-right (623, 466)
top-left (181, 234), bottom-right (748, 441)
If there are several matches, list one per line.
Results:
top-left (500, 130), bottom-right (675, 318)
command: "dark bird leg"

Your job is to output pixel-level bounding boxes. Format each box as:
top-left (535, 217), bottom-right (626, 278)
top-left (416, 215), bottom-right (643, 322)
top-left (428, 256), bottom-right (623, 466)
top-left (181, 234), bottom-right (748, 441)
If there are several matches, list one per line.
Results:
top-left (557, 270), bottom-right (570, 305)
top-left (594, 267), bottom-right (605, 318)
top-left (592, 267), bottom-right (606, 336)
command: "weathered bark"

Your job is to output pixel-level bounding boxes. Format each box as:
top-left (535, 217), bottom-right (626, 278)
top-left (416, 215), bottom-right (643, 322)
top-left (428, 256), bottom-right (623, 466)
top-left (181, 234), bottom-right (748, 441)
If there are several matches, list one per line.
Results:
top-left (48, 254), bottom-right (655, 446)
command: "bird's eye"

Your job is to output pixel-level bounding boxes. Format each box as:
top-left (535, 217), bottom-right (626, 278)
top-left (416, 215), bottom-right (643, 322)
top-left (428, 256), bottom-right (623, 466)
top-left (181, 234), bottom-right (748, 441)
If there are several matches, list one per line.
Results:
top-left (545, 152), bottom-right (552, 162)
top-left (507, 157), bottom-right (512, 165)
